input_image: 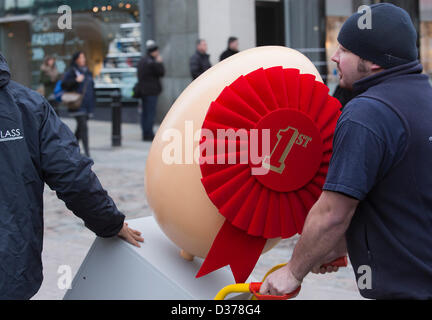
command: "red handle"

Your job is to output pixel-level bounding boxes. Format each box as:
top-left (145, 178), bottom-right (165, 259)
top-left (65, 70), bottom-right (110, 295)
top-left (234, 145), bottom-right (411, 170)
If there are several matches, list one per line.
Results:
top-left (321, 256), bottom-right (348, 269)
top-left (249, 283), bottom-right (301, 300)
top-left (247, 257), bottom-right (347, 300)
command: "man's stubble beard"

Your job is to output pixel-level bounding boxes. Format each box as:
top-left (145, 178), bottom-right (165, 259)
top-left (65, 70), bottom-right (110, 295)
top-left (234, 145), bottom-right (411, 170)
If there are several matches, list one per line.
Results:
top-left (357, 59), bottom-right (370, 74)
top-left (338, 59), bottom-right (371, 90)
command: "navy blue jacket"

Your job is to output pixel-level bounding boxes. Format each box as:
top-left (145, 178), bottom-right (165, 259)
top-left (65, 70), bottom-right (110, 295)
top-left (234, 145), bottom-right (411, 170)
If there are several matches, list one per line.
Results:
top-left (0, 54), bottom-right (125, 299)
top-left (62, 65), bottom-right (95, 114)
top-left (324, 61), bottom-right (432, 299)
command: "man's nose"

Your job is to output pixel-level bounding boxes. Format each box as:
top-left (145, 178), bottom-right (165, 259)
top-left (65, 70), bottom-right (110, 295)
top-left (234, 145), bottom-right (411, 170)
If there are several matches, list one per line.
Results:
top-left (331, 51), bottom-right (339, 64)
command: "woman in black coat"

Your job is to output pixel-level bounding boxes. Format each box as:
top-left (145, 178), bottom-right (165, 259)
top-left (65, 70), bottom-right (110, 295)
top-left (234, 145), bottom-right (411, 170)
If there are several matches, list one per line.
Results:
top-left (62, 51), bottom-right (95, 157)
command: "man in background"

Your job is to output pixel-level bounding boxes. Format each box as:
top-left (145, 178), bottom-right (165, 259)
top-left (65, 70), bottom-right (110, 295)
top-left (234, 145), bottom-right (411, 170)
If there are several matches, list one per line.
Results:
top-left (220, 37), bottom-right (239, 61)
top-left (190, 39), bottom-right (211, 80)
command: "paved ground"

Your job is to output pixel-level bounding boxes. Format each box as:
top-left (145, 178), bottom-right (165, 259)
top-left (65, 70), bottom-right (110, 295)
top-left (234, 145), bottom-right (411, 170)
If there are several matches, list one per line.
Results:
top-left (32, 117), bottom-right (363, 300)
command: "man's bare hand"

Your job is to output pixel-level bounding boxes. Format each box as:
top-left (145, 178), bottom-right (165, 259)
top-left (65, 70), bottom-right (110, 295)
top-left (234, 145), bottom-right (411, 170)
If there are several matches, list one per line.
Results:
top-left (259, 263), bottom-right (302, 297)
top-left (76, 74), bottom-right (85, 83)
top-left (118, 223), bottom-right (144, 248)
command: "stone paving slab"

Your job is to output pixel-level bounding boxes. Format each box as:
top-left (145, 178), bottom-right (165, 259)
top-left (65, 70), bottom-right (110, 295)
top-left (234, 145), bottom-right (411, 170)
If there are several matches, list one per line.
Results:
top-left (32, 118), bottom-right (363, 300)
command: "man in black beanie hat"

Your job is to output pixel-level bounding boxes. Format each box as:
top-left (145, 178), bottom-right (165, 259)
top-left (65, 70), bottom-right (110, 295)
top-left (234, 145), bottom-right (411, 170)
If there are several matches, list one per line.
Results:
top-left (261, 3), bottom-right (432, 300)
top-left (334, 3), bottom-right (418, 90)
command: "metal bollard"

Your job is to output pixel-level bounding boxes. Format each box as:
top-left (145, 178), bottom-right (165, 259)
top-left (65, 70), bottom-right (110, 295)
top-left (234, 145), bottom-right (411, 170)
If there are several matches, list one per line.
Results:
top-left (111, 89), bottom-right (122, 147)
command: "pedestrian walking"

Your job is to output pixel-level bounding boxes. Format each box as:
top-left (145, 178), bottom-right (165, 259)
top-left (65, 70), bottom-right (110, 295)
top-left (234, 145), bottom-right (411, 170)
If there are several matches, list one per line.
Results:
top-left (62, 51), bottom-right (95, 157)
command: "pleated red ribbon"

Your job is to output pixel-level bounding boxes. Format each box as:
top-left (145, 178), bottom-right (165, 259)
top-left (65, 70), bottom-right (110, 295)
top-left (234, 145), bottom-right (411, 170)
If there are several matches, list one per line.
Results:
top-left (197, 67), bottom-right (341, 283)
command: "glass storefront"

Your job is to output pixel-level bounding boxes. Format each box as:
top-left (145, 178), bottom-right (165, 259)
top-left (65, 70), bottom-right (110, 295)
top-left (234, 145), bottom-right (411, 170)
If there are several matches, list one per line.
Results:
top-left (0, 0), bottom-right (141, 105)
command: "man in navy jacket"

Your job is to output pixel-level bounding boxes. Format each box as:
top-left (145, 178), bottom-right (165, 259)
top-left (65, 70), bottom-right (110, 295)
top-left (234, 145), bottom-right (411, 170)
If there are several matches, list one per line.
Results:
top-left (261, 4), bottom-right (432, 299)
top-left (0, 53), bottom-right (143, 299)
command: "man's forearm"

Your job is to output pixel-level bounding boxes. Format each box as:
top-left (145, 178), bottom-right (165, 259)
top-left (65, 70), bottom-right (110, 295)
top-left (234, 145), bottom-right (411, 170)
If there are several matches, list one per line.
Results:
top-left (289, 196), bottom-right (354, 280)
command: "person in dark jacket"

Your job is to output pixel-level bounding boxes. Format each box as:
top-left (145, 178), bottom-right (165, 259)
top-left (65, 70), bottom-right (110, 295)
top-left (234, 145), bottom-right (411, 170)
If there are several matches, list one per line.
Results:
top-left (190, 39), bottom-right (211, 80)
top-left (0, 53), bottom-right (143, 300)
top-left (61, 51), bottom-right (95, 157)
top-left (137, 40), bottom-right (165, 141)
top-left (261, 4), bottom-right (432, 300)
top-left (219, 37), bottom-right (239, 62)
top-left (332, 85), bottom-right (356, 109)
top-left (40, 55), bottom-right (60, 114)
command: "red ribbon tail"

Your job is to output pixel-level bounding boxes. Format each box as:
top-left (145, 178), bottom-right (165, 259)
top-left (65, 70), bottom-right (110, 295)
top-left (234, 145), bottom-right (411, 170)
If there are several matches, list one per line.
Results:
top-left (196, 221), bottom-right (266, 283)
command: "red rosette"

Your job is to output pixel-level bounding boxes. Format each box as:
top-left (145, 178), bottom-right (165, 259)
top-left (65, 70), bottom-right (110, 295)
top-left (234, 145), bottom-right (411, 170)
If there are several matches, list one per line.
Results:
top-left (196, 67), bottom-right (341, 283)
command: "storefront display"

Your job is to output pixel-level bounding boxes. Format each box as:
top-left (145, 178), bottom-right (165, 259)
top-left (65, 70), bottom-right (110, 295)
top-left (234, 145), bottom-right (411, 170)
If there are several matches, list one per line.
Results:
top-left (0, 0), bottom-right (141, 105)
top-left (95, 22), bottom-right (142, 104)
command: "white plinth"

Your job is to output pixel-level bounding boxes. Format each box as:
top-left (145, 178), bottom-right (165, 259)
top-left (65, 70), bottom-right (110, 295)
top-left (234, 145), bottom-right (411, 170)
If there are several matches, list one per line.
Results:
top-left (64, 216), bottom-right (249, 300)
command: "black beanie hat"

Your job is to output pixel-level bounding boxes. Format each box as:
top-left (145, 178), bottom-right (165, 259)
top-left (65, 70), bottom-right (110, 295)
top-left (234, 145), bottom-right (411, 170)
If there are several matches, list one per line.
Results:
top-left (338, 3), bottom-right (418, 69)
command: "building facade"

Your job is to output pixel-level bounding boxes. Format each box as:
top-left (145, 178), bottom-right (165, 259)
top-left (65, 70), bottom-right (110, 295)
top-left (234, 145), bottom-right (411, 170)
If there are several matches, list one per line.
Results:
top-left (0, 0), bottom-right (430, 122)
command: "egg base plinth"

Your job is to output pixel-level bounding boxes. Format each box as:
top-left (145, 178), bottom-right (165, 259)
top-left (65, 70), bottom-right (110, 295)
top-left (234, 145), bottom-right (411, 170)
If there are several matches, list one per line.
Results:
top-left (64, 216), bottom-right (254, 300)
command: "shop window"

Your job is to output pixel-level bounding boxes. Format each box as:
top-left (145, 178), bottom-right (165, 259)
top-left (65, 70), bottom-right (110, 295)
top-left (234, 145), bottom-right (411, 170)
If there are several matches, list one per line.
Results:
top-left (26, 1), bottom-right (141, 105)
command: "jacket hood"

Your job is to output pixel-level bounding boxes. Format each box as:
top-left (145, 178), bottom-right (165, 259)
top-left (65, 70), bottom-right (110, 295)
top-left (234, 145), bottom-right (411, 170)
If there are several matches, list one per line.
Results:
top-left (0, 53), bottom-right (11, 88)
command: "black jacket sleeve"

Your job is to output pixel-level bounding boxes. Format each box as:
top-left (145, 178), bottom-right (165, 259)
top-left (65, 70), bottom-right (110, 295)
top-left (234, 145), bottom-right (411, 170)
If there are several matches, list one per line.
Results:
top-left (152, 62), bottom-right (165, 78)
top-left (39, 100), bottom-right (125, 237)
top-left (190, 54), bottom-right (201, 80)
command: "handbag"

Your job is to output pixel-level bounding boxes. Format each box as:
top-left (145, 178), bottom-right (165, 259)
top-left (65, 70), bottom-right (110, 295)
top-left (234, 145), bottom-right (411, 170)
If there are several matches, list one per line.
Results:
top-left (54, 80), bottom-right (64, 102)
top-left (133, 82), bottom-right (142, 99)
top-left (62, 76), bottom-right (89, 111)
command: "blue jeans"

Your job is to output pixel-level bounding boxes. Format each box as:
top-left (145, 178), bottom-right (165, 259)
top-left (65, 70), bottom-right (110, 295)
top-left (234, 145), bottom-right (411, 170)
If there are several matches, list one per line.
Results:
top-left (141, 95), bottom-right (158, 138)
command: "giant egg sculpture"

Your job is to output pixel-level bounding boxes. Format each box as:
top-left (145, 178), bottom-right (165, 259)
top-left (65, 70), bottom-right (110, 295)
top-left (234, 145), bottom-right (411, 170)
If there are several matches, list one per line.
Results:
top-left (145, 46), bottom-right (341, 283)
